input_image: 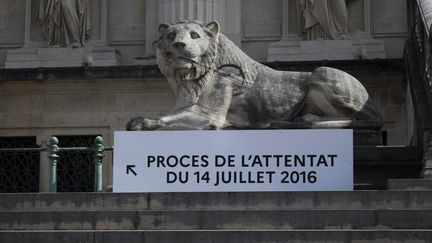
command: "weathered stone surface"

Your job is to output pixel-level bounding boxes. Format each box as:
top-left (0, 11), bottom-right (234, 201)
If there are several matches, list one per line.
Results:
top-left (127, 21), bottom-right (383, 131)
top-left (2, 191), bottom-right (432, 212)
top-left (388, 179), bottom-right (432, 191)
top-left (5, 46), bottom-right (118, 68)
top-left (2, 230), bottom-right (432, 243)
top-left (0, 209), bottom-right (431, 230)
top-left (0, 0), bottom-right (25, 45)
top-left (38, 0), bottom-right (91, 48)
top-left (1, 191), bottom-right (432, 242)
top-left (268, 37), bottom-right (387, 62)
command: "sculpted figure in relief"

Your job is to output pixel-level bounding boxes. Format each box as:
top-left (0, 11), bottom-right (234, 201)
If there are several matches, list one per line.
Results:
top-left (299, 0), bottom-right (349, 40)
top-left (126, 21), bottom-right (382, 131)
top-left (38, 0), bottom-right (90, 47)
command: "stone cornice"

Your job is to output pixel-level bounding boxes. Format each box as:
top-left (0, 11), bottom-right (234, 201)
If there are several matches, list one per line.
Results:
top-left (0, 65), bottom-right (164, 81)
top-left (0, 59), bottom-right (403, 81)
top-left (265, 58), bottom-right (404, 73)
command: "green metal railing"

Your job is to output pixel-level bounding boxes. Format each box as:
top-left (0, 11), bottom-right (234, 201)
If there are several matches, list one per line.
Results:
top-left (0, 136), bottom-right (111, 193)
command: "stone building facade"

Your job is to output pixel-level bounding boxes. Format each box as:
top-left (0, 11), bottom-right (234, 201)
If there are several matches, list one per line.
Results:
top-left (0, 0), bottom-right (411, 191)
top-left (0, 0), bottom-right (407, 65)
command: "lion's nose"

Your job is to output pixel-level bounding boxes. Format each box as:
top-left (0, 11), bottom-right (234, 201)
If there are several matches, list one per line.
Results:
top-left (173, 42), bottom-right (186, 49)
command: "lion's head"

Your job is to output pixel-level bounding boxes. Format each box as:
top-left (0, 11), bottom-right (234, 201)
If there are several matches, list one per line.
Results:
top-left (155, 21), bottom-right (220, 93)
top-left (155, 20), bottom-right (259, 96)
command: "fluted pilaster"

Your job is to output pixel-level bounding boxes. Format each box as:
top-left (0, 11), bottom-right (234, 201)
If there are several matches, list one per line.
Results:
top-left (145, 0), bottom-right (240, 57)
top-left (158, 0), bottom-right (226, 30)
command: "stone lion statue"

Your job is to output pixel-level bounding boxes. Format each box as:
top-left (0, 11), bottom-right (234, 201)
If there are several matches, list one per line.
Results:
top-left (126, 20), bottom-right (383, 130)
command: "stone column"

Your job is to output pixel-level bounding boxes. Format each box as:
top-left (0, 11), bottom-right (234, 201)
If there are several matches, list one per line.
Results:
top-left (267, 0), bottom-right (301, 62)
top-left (24, 0), bottom-right (32, 46)
top-left (158, 0), bottom-right (226, 30)
top-left (145, 0), bottom-right (241, 57)
top-left (281, 0), bottom-right (301, 41)
top-left (99, 0), bottom-right (108, 44)
top-left (351, 0), bottom-right (386, 59)
top-left (145, 0), bottom-right (159, 56)
top-left (364, 0), bottom-right (371, 33)
top-left (224, 0), bottom-right (241, 46)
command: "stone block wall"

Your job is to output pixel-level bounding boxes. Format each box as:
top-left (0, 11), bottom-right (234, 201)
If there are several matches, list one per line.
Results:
top-left (0, 70), bottom-right (175, 191)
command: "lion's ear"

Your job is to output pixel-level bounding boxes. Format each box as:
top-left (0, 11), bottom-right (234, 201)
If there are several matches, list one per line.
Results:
top-left (205, 21), bottom-right (220, 39)
top-left (158, 23), bottom-right (171, 34)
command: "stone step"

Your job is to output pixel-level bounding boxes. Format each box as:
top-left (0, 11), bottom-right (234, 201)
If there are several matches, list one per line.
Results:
top-left (388, 179), bottom-right (432, 190)
top-left (1, 191), bottom-right (431, 211)
top-left (1, 230), bottom-right (432, 243)
top-left (0, 191), bottom-right (425, 211)
top-left (0, 209), bottom-right (431, 230)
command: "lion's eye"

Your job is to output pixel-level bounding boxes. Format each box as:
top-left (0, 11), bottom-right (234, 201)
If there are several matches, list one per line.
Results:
top-left (190, 32), bottom-right (200, 39)
top-left (167, 33), bottom-right (176, 41)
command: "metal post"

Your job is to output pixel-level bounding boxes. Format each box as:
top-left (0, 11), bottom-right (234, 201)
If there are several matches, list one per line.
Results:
top-left (93, 136), bottom-right (105, 192)
top-left (48, 137), bottom-right (60, 192)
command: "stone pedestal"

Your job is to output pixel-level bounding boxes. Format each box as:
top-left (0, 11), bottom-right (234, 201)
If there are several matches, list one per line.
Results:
top-left (354, 130), bottom-right (383, 146)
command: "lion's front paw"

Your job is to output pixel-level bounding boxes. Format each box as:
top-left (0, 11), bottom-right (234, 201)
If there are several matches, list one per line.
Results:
top-left (126, 116), bottom-right (164, 131)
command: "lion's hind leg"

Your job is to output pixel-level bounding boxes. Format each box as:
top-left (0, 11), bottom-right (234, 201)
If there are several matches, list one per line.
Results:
top-left (299, 67), bottom-right (383, 129)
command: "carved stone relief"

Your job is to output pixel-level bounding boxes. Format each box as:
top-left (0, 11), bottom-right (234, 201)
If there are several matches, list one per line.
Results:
top-left (298, 0), bottom-right (349, 40)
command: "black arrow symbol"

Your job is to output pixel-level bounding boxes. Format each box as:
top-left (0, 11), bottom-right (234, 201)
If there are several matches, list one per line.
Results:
top-left (126, 165), bottom-right (137, 176)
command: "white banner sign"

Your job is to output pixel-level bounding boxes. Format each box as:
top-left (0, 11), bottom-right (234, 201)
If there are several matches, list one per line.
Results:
top-left (113, 130), bottom-right (353, 192)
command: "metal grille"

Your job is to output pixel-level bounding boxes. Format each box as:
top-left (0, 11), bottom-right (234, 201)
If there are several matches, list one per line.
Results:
top-left (0, 137), bottom-right (40, 193)
top-left (56, 135), bottom-right (98, 192)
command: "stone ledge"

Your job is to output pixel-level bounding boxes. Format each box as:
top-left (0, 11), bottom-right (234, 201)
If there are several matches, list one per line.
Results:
top-left (268, 37), bottom-right (387, 62)
top-left (0, 209), bottom-right (430, 230)
top-left (1, 191), bottom-right (432, 211)
top-left (388, 179), bottom-right (432, 191)
top-left (0, 59), bottom-right (403, 81)
top-left (0, 65), bottom-right (164, 81)
top-left (265, 58), bottom-right (404, 73)
top-left (1, 229), bottom-right (432, 243)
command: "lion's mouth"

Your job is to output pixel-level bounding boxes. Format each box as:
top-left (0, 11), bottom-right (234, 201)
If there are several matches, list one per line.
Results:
top-left (179, 57), bottom-right (198, 64)
top-left (165, 51), bottom-right (198, 64)
top-left (178, 56), bottom-right (198, 64)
